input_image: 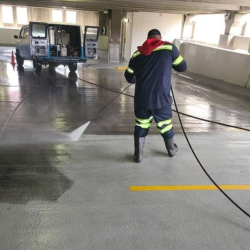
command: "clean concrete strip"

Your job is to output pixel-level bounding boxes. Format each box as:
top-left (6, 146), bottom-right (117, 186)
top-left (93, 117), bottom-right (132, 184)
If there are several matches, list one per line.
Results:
top-left (130, 185), bottom-right (250, 191)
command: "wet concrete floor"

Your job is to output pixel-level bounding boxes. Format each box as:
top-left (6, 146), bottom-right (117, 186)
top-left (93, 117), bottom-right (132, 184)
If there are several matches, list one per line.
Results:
top-left (1, 47), bottom-right (250, 249)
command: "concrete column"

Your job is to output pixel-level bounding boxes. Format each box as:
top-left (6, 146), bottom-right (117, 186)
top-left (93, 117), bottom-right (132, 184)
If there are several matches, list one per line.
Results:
top-left (13, 6), bottom-right (17, 27)
top-left (224, 11), bottom-right (235, 35)
top-left (248, 43), bottom-right (250, 53)
top-left (0, 6), bottom-right (3, 27)
top-left (108, 10), bottom-right (126, 62)
top-left (98, 12), bottom-right (109, 51)
top-left (99, 12), bottom-right (109, 29)
top-left (219, 34), bottom-right (234, 49)
top-left (219, 11), bottom-right (235, 49)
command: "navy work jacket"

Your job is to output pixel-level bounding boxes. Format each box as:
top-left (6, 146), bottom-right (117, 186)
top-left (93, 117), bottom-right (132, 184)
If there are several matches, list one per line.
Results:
top-left (124, 43), bottom-right (187, 110)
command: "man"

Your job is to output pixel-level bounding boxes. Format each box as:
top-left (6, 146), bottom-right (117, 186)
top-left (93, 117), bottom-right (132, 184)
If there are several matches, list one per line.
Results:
top-left (124, 29), bottom-right (187, 163)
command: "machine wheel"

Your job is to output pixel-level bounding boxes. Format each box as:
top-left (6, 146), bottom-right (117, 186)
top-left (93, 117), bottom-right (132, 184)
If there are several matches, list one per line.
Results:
top-left (49, 63), bottom-right (58, 68)
top-left (16, 51), bottom-right (24, 66)
top-left (48, 63), bottom-right (56, 72)
top-left (68, 72), bottom-right (78, 82)
top-left (33, 57), bottom-right (42, 73)
top-left (68, 63), bottom-right (77, 72)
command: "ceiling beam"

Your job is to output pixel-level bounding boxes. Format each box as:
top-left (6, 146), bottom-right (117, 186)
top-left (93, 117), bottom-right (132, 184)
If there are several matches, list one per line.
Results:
top-left (0, 0), bottom-right (240, 12)
top-left (239, 6), bottom-right (250, 13)
top-left (49, 0), bottom-right (248, 8)
top-left (152, 0), bottom-right (250, 7)
top-left (0, 0), bottom-right (242, 14)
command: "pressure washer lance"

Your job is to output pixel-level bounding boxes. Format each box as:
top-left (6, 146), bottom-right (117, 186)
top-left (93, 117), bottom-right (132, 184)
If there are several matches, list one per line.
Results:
top-left (170, 85), bottom-right (250, 219)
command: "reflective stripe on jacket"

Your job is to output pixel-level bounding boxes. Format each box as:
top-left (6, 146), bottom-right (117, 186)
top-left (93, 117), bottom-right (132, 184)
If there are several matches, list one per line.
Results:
top-left (124, 43), bottom-right (187, 110)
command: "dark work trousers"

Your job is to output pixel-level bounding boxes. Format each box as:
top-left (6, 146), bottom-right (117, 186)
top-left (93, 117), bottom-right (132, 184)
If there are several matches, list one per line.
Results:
top-left (134, 105), bottom-right (174, 139)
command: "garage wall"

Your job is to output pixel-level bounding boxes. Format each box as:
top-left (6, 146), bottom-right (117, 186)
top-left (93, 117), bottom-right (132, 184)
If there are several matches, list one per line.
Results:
top-left (179, 41), bottom-right (250, 88)
top-left (0, 28), bottom-right (20, 45)
top-left (192, 14), bottom-right (225, 45)
top-left (233, 36), bottom-right (250, 51)
top-left (0, 5), bottom-right (99, 45)
top-left (123, 12), bottom-right (133, 61)
top-left (124, 12), bottom-right (183, 60)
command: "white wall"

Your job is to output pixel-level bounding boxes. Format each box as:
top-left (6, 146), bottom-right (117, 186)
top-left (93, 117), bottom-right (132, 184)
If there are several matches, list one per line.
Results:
top-left (124, 12), bottom-right (183, 60)
top-left (124, 12), bottom-right (133, 61)
top-left (244, 14), bottom-right (250, 36)
top-left (233, 36), bottom-right (250, 51)
top-left (179, 41), bottom-right (250, 88)
top-left (230, 14), bottom-right (245, 36)
top-left (0, 4), bottom-right (99, 45)
top-left (0, 28), bottom-right (20, 45)
top-left (184, 13), bottom-right (250, 51)
top-left (191, 14), bottom-right (225, 45)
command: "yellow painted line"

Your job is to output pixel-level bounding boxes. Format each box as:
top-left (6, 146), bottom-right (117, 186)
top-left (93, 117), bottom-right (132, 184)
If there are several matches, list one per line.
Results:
top-left (116, 67), bottom-right (127, 70)
top-left (129, 185), bottom-right (250, 191)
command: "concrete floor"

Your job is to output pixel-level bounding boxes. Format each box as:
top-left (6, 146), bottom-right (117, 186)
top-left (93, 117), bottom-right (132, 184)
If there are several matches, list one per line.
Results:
top-left (1, 47), bottom-right (250, 249)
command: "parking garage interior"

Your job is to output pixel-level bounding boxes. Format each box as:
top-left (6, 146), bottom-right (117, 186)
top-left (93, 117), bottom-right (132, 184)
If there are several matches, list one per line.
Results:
top-left (1, 1), bottom-right (250, 249)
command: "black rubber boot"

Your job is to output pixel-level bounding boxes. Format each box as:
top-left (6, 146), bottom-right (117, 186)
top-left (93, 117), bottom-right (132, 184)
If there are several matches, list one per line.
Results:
top-left (164, 137), bottom-right (178, 157)
top-left (134, 137), bottom-right (146, 163)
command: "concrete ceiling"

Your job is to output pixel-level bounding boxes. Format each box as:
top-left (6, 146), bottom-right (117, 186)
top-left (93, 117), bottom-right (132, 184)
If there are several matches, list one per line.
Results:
top-left (0, 0), bottom-right (250, 14)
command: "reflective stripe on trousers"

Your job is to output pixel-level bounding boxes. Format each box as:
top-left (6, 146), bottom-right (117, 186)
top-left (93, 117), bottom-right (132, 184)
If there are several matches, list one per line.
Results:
top-left (135, 116), bottom-right (153, 129)
top-left (157, 119), bottom-right (173, 134)
top-left (134, 106), bottom-right (174, 139)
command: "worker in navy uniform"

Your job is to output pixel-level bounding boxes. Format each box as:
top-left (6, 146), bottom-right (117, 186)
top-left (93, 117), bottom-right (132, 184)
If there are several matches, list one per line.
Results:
top-left (124, 29), bottom-right (187, 163)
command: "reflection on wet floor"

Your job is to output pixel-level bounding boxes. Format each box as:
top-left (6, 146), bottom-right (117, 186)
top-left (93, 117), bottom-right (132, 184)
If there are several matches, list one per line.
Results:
top-left (0, 59), bottom-right (250, 141)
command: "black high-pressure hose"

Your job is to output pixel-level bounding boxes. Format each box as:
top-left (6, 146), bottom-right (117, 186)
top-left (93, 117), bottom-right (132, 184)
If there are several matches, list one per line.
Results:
top-left (91, 83), bottom-right (132, 120)
top-left (78, 76), bottom-right (250, 218)
top-left (78, 77), bottom-right (250, 132)
top-left (172, 110), bottom-right (250, 132)
top-left (0, 74), bottom-right (42, 141)
top-left (170, 85), bottom-right (250, 219)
